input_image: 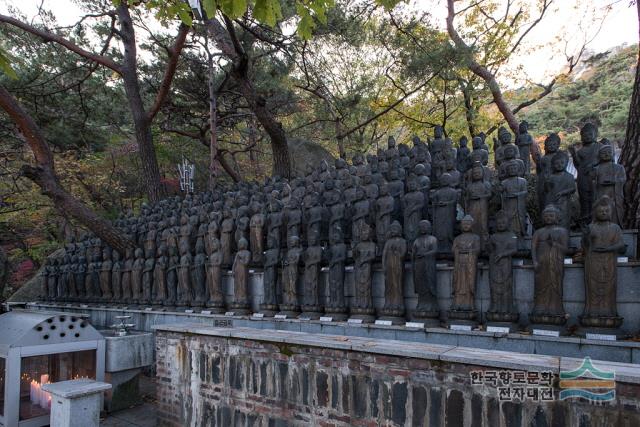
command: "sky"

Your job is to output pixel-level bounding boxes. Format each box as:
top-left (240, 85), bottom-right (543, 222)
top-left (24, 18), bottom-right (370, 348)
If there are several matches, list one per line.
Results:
top-left (1, 0), bottom-right (638, 87)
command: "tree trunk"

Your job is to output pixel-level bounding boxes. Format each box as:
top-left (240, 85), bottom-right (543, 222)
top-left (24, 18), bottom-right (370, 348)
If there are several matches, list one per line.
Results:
top-left (208, 55), bottom-right (218, 188)
top-left (116, 3), bottom-right (164, 203)
top-left (0, 84), bottom-right (135, 253)
top-left (621, 1), bottom-right (640, 232)
top-left (233, 73), bottom-right (291, 178)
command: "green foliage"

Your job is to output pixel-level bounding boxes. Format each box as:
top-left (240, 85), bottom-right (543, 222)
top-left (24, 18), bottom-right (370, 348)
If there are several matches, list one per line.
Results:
top-left (519, 45), bottom-right (637, 145)
top-left (0, 46), bottom-right (17, 79)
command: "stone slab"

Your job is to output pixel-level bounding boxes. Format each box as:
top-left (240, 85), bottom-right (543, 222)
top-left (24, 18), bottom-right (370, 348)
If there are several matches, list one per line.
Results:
top-left (43, 379), bottom-right (112, 399)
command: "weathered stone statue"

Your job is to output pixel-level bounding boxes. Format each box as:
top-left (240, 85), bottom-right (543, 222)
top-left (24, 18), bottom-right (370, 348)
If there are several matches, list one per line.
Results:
top-left (176, 241), bottom-right (192, 309)
top-left (569, 123), bottom-right (602, 224)
top-left (375, 183), bottom-right (395, 252)
top-left (379, 221), bottom-right (407, 324)
top-left (165, 244), bottom-right (179, 308)
top-left (464, 165), bottom-right (491, 243)
top-left (351, 224), bottom-right (377, 323)
top-left (499, 143), bottom-right (525, 180)
top-left (234, 210), bottom-right (250, 251)
top-left (535, 133), bottom-right (562, 213)
top-left (151, 245), bottom-right (167, 307)
top-left (111, 251), bottom-right (122, 302)
top-left (326, 227), bottom-right (348, 321)
top-left (411, 220), bottom-right (439, 324)
top-left (448, 215), bottom-right (481, 325)
top-left (387, 168), bottom-right (404, 222)
top-left (278, 236), bottom-right (302, 317)
top-left (487, 212), bottom-right (519, 325)
top-left (220, 209), bottom-right (235, 266)
top-left (260, 237), bottom-right (280, 316)
top-left (545, 151), bottom-right (576, 230)
top-left (580, 196), bottom-right (625, 331)
top-left (432, 173), bottom-right (458, 254)
top-left (402, 179), bottom-right (425, 243)
top-left (75, 256), bottom-right (87, 301)
top-left (131, 248), bottom-right (144, 305)
top-left (305, 192), bottom-right (324, 244)
top-left (516, 120), bottom-right (533, 175)
top-left (204, 237), bottom-right (225, 313)
top-left (231, 238), bottom-right (252, 314)
top-left (191, 238), bottom-right (208, 308)
top-left (594, 145), bottom-right (626, 227)
top-left (457, 136), bottom-right (471, 173)
top-left (529, 205), bottom-right (569, 329)
top-left (205, 213), bottom-right (220, 256)
top-left (285, 197), bottom-right (302, 242)
top-left (99, 248), bottom-right (113, 302)
top-left (351, 187), bottom-right (370, 247)
top-left (500, 162), bottom-right (528, 239)
top-left (267, 199), bottom-right (284, 250)
top-left (121, 250), bottom-right (132, 304)
top-left (471, 136), bottom-right (489, 166)
top-left (140, 247), bottom-right (154, 306)
top-left (300, 236), bottom-right (324, 319)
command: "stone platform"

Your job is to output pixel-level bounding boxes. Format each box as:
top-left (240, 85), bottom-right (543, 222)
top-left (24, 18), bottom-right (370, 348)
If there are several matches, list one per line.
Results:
top-left (153, 324), bottom-right (640, 427)
top-left (25, 303), bottom-right (640, 364)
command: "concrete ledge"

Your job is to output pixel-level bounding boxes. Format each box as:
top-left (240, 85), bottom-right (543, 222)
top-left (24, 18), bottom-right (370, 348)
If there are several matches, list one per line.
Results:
top-left (28, 303), bottom-right (640, 364)
top-left (154, 324), bottom-right (640, 383)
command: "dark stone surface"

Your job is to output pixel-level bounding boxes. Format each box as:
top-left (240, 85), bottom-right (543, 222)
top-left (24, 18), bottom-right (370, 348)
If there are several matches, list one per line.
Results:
top-left (446, 389), bottom-right (465, 427)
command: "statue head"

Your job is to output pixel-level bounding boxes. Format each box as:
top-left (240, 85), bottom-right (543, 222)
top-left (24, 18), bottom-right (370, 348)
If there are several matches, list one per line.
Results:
top-left (112, 251), bottom-right (120, 262)
top-left (542, 204), bottom-right (560, 226)
top-left (134, 248), bottom-right (143, 258)
top-left (472, 136), bottom-right (483, 150)
top-left (414, 164), bottom-right (426, 176)
top-left (544, 133), bottom-right (561, 153)
top-left (552, 151), bottom-right (569, 172)
top-left (506, 162), bottom-right (518, 177)
top-left (288, 235), bottom-right (300, 248)
top-left (471, 165), bottom-right (483, 181)
top-left (210, 237), bottom-right (220, 252)
top-left (388, 221), bottom-right (402, 238)
top-left (434, 126), bottom-right (443, 139)
top-left (594, 196), bottom-right (612, 222)
top-left (412, 135), bottom-right (422, 146)
top-left (407, 179), bottom-right (417, 192)
top-left (379, 183), bottom-right (389, 196)
top-left (388, 135), bottom-right (396, 149)
top-left (459, 136), bottom-right (468, 148)
top-left (598, 144), bottom-right (614, 163)
top-left (503, 144), bottom-right (518, 160)
top-left (237, 238), bottom-right (249, 251)
top-left (519, 121), bottom-right (529, 133)
top-left (102, 247), bottom-right (111, 261)
top-left (498, 127), bottom-right (512, 144)
top-left (360, 224), bottom-right (371, 241)
top-left (580, 122), bottom-right (598, 145)
top-left (418, 220), bottom-right (432, 235)
top-left (460, 214), bottom-right (475, 232)
top-left (398, 144), bottom-right (409, 156)
top-left (495, 211), bottom-right (508, 232)
top-left (157, 244), bottom-right (167, 257)
top-left (440, 173), bottom-right (453, 188)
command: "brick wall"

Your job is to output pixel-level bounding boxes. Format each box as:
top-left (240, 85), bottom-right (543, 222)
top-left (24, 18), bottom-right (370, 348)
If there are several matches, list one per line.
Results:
top-left (155, 328), bottom-right (640, 427)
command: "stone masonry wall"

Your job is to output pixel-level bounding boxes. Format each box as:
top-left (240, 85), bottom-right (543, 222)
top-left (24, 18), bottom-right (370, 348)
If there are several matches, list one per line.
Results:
top-left (155, 328), bottom-right (640, 427)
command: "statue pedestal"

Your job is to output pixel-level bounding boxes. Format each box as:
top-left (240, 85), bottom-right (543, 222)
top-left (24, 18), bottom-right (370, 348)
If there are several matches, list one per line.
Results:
top-left (258, 303), bottom-right (278, 317)
top-left (447, 309), bottom-right (479, 330)
top-left (348, 308), bottom-right (376, 324)
top-left (323, 308), bottom-right (349, 321)
top-left (377, 307), bottom-right (406, 325)
top-left (277, 305), bottom-right (300, 318)
top-left (410, 309), bottom-right (440, 327)
top-left (229, 303), bottom-right (251, 315)
top-left (485, 322), bottom-right (519, 334)
top-left (298, 306), bottom-right (323, 320)
top-left (576, 315), bottom-right (626, 340)
top-left (205, 302), bottom-right (226, 314)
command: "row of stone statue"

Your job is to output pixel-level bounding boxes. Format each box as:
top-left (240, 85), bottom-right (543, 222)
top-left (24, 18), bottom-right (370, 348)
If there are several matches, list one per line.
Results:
top-left (43, 194), bottom-right (625, 332)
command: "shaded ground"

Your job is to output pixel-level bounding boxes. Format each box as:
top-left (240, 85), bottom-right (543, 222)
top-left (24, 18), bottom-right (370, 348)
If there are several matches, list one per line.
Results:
top-left (101, 374), bottom-right (158, 427)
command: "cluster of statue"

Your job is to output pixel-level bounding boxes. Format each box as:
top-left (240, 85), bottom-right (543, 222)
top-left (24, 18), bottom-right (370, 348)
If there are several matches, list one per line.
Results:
top-left (41, 121), bottom-right (628, 333)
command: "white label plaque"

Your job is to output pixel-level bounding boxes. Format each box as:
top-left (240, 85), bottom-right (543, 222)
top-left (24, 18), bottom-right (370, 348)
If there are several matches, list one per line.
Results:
top-left (252, 313), bottom-right (265, 318)
top-left (201, 310), bottom-right (212, 315)
top-left (274, 314), bottom-right (287, 319)
top-left (450, 324), bottom-right (472, 331)
top-left (144, 307), bottom-right (153, 311)
top-left (617, 257), bottom-right (629, 263)
top-left (405, 322), bottom-right (425, 329)
top-left (80, 304), bottom-right (88, 308)
top-left (347, 318), bottom-right (363, 324)
top-left (185, 309), bottom-right (194, 313)
top-left (375, 320), bottom-right (393, 326)
top-left (320, 316), bottom-right (333, 322)
top-left (225, 311), bottom-right (235, 316)
top-left (563, 258), bottom-right (573, 265)
top-left (533, 329), bottom-right (559, 337)
top-left (487, 326), bottom-right (510, 333)
top-left (586, 333), bottom-right (616, 341)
